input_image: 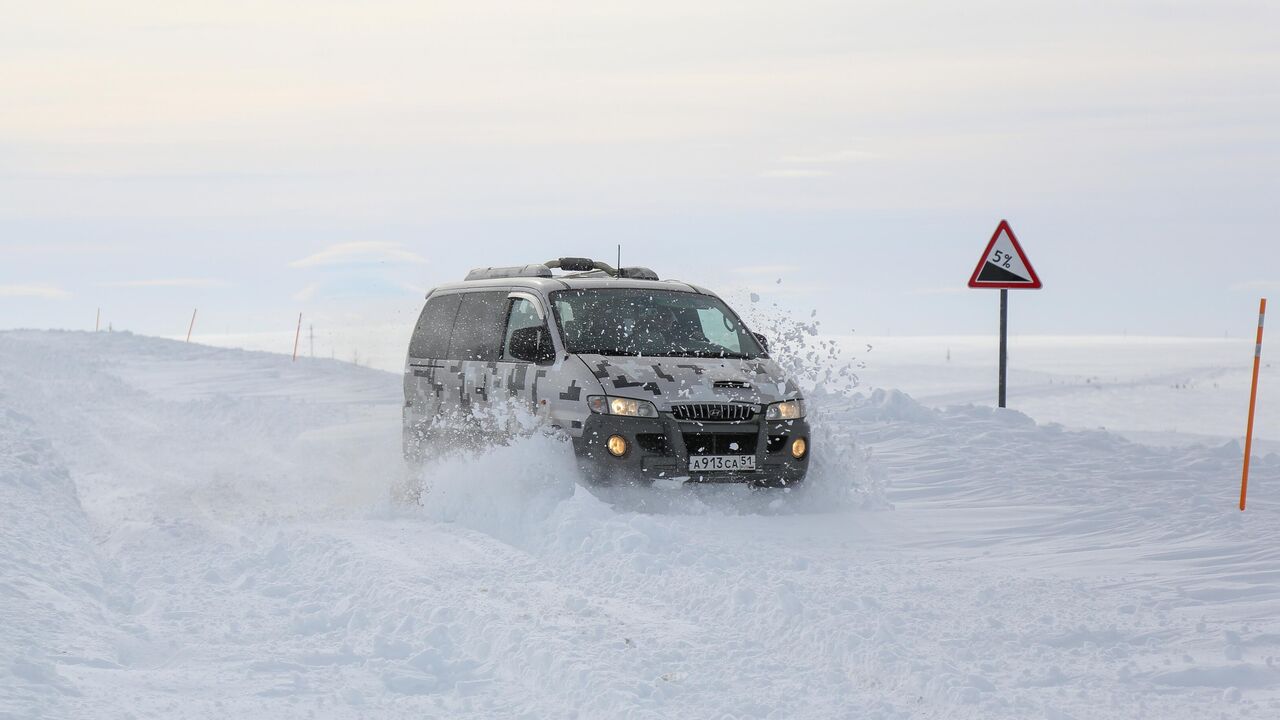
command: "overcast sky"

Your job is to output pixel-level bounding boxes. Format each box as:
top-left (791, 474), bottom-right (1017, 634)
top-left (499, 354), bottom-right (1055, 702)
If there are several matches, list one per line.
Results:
top-left (3, 0), bottom-right (1278, 346)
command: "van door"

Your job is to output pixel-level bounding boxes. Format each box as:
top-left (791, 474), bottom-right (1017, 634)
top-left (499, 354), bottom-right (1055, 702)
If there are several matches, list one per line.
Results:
top-left (442, 290), bottom-right (510, 435)
top-left (404, 292), bottom-right (462, 456)
top-left (495, 292), bottom-right (553, 431)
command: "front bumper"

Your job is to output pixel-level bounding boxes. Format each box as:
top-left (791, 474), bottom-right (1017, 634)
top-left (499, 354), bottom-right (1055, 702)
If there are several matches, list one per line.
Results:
top-left (572, 413), bottom-right (810, 487)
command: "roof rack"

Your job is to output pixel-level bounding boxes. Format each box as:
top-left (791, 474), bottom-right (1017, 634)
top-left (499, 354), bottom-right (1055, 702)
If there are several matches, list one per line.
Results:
top-left (464, 258), bottom-right (659, 282)
top-left (464, 264), bottom-right (553, 281)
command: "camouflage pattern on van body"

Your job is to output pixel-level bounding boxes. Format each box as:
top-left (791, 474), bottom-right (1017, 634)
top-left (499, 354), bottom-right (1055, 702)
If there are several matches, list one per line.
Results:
top-left (404, 354), bottom-right (605, 439)
top-left (403, 275), bottom-right (803, 449)
top-left (576, 354), bottom-right (800, 409)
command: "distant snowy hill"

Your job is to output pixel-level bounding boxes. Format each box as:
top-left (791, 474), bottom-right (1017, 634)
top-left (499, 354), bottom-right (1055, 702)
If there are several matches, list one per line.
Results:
top-left (2, 330), bottom-right (1278, 719)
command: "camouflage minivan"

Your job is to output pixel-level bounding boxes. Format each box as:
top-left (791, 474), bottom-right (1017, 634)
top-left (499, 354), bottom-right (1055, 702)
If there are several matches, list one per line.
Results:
top-left (403, 258), bottom-right (809, 486)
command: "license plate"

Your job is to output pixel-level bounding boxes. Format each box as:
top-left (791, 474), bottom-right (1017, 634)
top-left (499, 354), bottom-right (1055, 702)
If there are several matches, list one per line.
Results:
top-left (688, 455), bottom-right (757, 473)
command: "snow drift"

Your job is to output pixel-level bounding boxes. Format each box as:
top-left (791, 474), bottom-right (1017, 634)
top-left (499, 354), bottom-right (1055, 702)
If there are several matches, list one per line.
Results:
top-left (2, 329), bottom-right (1279, 719)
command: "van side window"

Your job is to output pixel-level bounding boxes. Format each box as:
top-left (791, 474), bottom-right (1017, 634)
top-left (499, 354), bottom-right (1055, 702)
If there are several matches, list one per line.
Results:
top-left (409, 294), bottom-right (462, 358)
top-left (503, 298), bottom-right (544, 361)
top-left (448, 291), bottom-right (508, 361)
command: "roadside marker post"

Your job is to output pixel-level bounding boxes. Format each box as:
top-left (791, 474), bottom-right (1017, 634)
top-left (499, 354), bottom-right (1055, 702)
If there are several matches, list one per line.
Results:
top-left (186, 309), bottom-right (198, 343)
top-left (1240, 298), bottom-right (1267, 511)
top-left (968, 220), bottom-right (1042, 408)
top-left (292, 313), bottom-right (303, 362)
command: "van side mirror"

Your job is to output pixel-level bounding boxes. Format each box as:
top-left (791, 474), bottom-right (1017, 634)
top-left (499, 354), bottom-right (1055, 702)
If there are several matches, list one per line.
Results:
top-left (752, 332), bottom-right (770, 353)
top-left (509, 326), bottom-right (555, 364)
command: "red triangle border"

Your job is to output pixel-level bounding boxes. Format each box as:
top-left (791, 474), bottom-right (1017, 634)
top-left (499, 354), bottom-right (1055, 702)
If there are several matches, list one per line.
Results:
top-left (968, 220), bottom-right (1042, 289)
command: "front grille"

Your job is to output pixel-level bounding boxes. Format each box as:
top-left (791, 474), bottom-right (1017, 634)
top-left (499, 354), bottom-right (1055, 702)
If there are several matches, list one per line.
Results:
top-left (682, 433), bottom-right (757, 456)
top-left (671, 403), bottom-right (756, 422)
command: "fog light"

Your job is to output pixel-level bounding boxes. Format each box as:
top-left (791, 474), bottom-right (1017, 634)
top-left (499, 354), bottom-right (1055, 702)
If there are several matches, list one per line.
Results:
top-left (790, 437), bottom-right (807, 459)
top-left (607, 434), bottom-right (628, 457)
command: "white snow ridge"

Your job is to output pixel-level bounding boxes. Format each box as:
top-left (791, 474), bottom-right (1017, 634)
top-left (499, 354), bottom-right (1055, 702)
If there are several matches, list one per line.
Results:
top-left (2, 329), bottom-right (1279, 719)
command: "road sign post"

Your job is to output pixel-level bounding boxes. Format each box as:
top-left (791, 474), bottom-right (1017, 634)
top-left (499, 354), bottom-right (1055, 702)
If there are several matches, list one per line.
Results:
top-left (999, 289), bottom-right (1008, 407)
top-left (968, 220), bottom-right (1041, 409)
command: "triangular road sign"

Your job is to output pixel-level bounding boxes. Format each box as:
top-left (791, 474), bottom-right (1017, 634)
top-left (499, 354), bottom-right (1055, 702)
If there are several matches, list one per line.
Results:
top-left (968, 220), bottom-right (1042, 289)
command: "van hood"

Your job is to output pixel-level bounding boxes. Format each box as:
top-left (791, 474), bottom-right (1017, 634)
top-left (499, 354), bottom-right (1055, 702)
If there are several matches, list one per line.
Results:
top-left (577, 355), bottom-right (801, 409)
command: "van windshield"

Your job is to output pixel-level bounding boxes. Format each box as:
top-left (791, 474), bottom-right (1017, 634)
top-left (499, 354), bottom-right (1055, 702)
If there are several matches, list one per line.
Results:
top-left (551, 288), bottom-right (764, 359)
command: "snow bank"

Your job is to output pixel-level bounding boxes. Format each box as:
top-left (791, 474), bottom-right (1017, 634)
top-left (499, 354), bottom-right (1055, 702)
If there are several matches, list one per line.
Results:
top-left (0, 401), bottom-right (117, 716)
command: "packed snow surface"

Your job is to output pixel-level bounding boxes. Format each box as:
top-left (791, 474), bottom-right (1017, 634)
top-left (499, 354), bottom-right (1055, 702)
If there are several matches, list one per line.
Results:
top-left (2, 330), bottom-right (1279, 719)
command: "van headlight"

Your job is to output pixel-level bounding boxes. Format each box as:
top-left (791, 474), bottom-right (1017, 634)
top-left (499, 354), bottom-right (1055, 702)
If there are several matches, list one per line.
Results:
top-left (765, 399), bottom-right (806, 420)
top-left (587, 395), bottom-right (659, 418)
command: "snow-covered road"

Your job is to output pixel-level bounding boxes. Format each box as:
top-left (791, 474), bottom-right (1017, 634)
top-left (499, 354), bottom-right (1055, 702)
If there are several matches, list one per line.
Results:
top-left (3, 330), bottom-right (1278, 719)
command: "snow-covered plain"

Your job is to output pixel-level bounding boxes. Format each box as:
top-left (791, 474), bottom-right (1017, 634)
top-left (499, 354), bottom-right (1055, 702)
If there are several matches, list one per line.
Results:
top-left (3, 329), bottom-right (1279, 719)
top-left (851, 335), bottom-right (1280, 451)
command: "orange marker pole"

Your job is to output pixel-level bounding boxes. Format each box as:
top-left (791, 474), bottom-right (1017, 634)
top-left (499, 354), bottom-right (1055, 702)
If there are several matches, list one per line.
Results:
top-left (186, 308), bottom-right (198, 342)
top-left (292, 312), bottom-right (303, 362)
top-left (1241, 297), bottom-right (1267, 511)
